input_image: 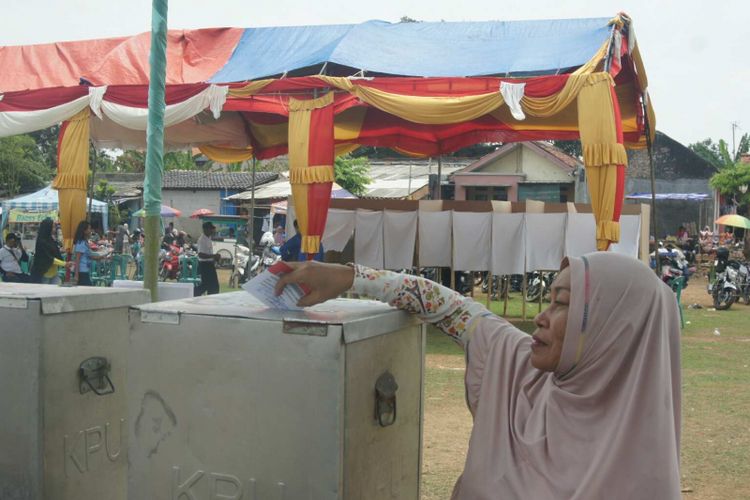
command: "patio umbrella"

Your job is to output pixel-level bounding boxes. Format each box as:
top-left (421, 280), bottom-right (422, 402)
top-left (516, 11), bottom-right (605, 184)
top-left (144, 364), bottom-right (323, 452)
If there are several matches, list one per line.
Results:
top-left (133, 205), bottom-right (182, 218)
top-left (190, 208), bottom-right (215, 218)
top-left (715, 214), bottom-right (750, 229)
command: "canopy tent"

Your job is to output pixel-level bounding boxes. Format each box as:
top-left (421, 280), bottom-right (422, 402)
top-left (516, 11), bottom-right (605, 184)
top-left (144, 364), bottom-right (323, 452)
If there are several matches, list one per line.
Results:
top-left (627, 193), bottom-right (710, 201)
top-left (0, 14), bottom-right (653, 252)
top-left (0, 185), bottom-right (109, 235)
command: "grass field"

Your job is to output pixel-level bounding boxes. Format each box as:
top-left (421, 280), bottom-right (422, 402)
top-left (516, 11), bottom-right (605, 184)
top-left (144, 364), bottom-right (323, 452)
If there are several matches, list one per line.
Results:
top-left (420, 277), bottom-right (750, 500)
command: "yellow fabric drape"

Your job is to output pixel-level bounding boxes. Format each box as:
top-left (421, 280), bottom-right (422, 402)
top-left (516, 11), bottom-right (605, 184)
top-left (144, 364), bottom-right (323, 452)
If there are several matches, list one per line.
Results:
top-left (577, 74), bottom-right (624, 250)
top-left (334, 143), bottom-right (360, 157)
top-left (57, 189), bottom-right (87, 252)
top-left (227, 79), bottom-right (274, 97)
top-left (52, 108), bottom-right (90, 251)
top-left (320, 76), bottom-right (505, 125)
top-left (198, 145), bottom-right (254, 163)
top-left (289, 165), bottom-right (335, 183)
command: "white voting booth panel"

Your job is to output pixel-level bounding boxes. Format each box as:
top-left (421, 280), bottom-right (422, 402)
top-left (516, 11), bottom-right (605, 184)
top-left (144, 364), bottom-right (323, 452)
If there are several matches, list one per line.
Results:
top-left (112, 280), bottom-right (194, 301)
top-left (0, 283), bottom-right (149, 500)
top-left (128, 293), bottom-right (425, 500)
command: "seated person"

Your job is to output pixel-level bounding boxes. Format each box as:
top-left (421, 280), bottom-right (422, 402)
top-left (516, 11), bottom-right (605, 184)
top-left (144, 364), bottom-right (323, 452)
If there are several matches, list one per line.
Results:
top-left (0, 233), bottom-right (31, 283)
top-left (676, 225), bottom-right (689, 244)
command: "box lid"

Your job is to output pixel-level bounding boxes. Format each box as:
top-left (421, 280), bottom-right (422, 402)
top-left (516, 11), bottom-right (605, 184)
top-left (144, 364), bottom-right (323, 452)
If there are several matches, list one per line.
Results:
top-left (134, 291), bottom-right (419, 343)
top-left (0, 283), bottom-right (151, 314)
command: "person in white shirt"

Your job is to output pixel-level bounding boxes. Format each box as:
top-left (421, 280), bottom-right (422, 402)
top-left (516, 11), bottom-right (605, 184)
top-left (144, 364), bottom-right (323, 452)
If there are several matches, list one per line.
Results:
top-left (194, 221), bottom-right (220, 296)
top-left (0, 233), bottom-right (31, 283)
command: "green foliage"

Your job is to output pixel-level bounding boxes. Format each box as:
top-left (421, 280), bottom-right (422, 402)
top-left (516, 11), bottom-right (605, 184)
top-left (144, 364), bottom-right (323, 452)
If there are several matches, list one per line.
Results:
top-left (0, 135), bottom-right (53, 197)
top-left (689, 134), bottom-right (750, 171)
top-left (93, 180), bottom-right (122, 227)
top-left (552, 140), bottom-right (583, 159)
top-left (112, 150), bottom-right (198, 172)
top-left (334, 155), bottom-right (371, 197)
top-left (28, 125), bottom-right (60, 171)
top-left (399, 15), bottom-right (419, 23)
top-left (709, 162), bottom-right (750, 203)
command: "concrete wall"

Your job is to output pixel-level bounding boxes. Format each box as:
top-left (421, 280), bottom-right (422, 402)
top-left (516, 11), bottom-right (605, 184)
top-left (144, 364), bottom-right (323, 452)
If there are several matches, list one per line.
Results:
top-left (625, 178), bottom-right (715, 238)
top-left (162, 190), bottom-right (218, 238)
top-left (453, 174), bottom-right (521, 200)
top-left (477, 146), bottom-right (572, 182)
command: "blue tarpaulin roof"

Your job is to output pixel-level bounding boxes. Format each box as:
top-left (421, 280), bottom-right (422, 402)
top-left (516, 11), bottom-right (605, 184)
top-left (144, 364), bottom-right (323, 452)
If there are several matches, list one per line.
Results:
top-left (210, 17), bottom-right (613, 82)
top-left (627, 193), bottom-right (711, 201)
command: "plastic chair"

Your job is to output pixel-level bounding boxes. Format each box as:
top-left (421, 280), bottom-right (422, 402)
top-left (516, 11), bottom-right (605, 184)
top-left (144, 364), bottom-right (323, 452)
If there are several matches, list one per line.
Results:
top-left (109, 254), bottom-right (130, 282)
top-left (179, 256), bottom-right (201, 284)
top-left (669, 276), bottom-right (685, 328)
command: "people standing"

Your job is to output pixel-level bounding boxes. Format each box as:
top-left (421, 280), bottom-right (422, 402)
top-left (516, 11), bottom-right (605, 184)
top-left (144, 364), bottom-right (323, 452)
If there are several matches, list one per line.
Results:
top-left (30, 217), bottom-right (70, 284)
top-left (280, 220), bottom-right (325, 262)
top-left (73, 220), bottom-right (108, 286)
top-left (0, 233), bottom-right (31, 283)
top-left (194, 221), bottom-right (220, 296)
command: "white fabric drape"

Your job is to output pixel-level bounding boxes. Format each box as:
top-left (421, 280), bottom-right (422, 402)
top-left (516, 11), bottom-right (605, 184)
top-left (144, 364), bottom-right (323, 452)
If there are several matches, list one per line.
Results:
top-left (610, 214), bottom-right (641, 258)
top-left (453, 211), bottom-right (492, 271)
top-left (354, 210), bottom-right (384, 268)
top-left (322, 209), bottom-right (355, 252)
top-left (0, 95), bottom-right (90, 138)
top-left (88, 86), bottom-right (108, 119)
top-left (418, 210), bottom-right (453, 267)
top-left (99, 84), bottom-right (228, 130)
top-left (525, 213), bottom-right (567, 270)
top-left (564, 213), bottom-right (597, 258)
top-left (491, 213), bottom-right (526, 275)
top-left (500, 81), bottom-right (526, 120)
top-left (383, 210), bottom-right (418, 270)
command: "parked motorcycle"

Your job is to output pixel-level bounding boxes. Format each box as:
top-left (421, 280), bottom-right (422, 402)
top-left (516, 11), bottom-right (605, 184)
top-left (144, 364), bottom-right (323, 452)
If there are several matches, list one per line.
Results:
top-left (653, 244), bottom-right (695, 289)
top-left (708, 247), bottom-right (750, 310)
top-left (525, 271), bottom-right (557, 302)
top-left (159, 243), bottom-right (182, 281)
top-left (229, 244), bottom-right (251, 288)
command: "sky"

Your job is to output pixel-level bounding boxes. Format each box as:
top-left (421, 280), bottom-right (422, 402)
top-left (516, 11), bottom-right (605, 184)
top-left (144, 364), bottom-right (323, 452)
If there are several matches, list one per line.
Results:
top-left (2, 0), bottom-right (747, 148)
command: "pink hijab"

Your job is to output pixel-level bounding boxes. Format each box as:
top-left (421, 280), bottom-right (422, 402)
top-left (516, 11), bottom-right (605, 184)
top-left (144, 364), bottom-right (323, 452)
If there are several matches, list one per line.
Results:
top-left (453, 252), bottom-right (682, 499)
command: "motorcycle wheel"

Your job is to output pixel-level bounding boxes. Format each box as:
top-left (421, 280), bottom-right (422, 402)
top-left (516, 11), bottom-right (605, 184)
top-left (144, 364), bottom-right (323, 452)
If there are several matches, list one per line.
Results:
top-left (158, 266), bottom-right (169, 281)
top-left (229, 271), bottom-right (239, 288)
top-left (216, 249), bottom-right (233, 269)
top-left (713, 287), bottom-right (735, 310)
top-left (525, 282), bottom-right (541, 302)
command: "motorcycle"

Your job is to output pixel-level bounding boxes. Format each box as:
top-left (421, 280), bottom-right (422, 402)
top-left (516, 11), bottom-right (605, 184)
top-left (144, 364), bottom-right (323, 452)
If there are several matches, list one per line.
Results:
top-left (652, 245), bottom-right (695, 289)
top-left (159, 242), bottom-right (182, 281)
top-left (708, 247), bottom-right (750, 310)
top-left (525, 271), bottom-right (557, 303)
top-left (242, 232), bottom-right (281, 280)
top-left (229, 244), bottom-right (251, 288)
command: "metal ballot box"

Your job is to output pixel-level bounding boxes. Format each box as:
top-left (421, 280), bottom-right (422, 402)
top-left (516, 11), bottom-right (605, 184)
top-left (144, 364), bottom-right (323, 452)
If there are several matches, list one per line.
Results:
top-left (128, 292), bottom-right (425, 500)
top-left (0, 283), bottom-right (150, 500)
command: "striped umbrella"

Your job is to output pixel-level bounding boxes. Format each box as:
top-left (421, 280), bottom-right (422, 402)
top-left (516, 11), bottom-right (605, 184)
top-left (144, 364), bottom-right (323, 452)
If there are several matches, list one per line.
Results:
top-left (715, 214), bottom-right (750, 229)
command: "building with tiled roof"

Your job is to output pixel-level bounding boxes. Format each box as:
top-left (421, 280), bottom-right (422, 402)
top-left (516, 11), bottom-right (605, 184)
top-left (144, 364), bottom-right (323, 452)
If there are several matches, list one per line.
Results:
top-left (452, 142), bottom-right (581, 202)
top-left (162, 170), bottom-right (278, 190)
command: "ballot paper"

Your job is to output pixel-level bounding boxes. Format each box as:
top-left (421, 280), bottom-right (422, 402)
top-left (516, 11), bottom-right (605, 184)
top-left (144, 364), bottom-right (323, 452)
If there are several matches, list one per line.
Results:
top-left (242, 262), bottom-right (309, 310)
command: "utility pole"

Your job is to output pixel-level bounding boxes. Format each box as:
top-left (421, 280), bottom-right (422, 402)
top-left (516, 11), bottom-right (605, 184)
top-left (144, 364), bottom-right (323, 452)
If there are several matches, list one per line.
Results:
top-left (731, 121), bottom-right (741, 158)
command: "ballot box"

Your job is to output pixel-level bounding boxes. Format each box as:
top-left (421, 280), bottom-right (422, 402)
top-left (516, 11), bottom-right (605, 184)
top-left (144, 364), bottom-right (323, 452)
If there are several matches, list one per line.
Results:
top-left (0, 283), bottom-right (150, 500)
top-left (128, 292), bottom-right (425, 500)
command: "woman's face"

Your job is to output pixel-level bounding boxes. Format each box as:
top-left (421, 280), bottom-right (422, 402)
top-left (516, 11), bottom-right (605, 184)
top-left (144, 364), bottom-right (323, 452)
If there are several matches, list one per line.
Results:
top-left (530, 267), bottom-right (571, 372)
top-left (84, 226), bottom-right (92, 238)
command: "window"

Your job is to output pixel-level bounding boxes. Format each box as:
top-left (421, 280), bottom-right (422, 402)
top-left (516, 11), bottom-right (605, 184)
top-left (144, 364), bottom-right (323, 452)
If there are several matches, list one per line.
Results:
top-left (466, 186), bottom-right (508, 201)
top-left (517, 184), bottom-right (565, 203)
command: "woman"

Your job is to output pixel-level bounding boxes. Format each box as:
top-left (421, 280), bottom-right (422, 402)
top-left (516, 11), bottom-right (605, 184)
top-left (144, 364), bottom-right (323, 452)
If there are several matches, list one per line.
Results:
top-left (73, 220), bottom-right (108, 286)
top-left (30, 218), bottom-right (69, 284)
top-left (275, 252), bottom-right (682, 499)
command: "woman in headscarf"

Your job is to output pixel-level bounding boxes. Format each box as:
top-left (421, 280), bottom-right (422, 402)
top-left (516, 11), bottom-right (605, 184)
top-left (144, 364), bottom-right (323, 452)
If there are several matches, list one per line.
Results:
top-left (30, 218), bottom-right (69, 284)
top-left (275, 252), bottom-right (682, 499)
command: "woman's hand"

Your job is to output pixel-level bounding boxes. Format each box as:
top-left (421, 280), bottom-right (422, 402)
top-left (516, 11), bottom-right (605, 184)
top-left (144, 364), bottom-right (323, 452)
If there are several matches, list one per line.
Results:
top-left (274, 261), bottom-right (355, 307)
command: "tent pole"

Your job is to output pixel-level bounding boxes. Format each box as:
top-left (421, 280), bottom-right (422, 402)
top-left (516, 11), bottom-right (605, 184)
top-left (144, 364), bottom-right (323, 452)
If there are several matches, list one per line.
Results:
top-left (642, 95), bottom-right (660, 276)
top-left (88, 145), bottom-right (96, 223)
top-left (249, 157), bottom-right (257, 252)
top-left (436, 156), bottom-right (442, 200)
top-left (142, 0), bottom-right (169, 302)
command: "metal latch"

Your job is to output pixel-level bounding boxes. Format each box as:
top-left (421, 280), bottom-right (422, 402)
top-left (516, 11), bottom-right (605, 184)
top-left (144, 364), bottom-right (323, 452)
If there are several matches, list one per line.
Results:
top-left (78, 357), bottom-right (115, 396)
top-left (374, 371), bottom-right (398, 427)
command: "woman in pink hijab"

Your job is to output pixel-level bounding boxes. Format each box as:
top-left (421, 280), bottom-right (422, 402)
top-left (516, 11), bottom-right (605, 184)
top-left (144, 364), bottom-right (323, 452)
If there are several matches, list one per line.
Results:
top-left (276, 251), bottom-right (682, 499)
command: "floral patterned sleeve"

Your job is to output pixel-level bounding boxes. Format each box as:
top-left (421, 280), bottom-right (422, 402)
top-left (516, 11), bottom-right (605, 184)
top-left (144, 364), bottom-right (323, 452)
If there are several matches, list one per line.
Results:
top-left (350, 264), bottom-right (490, 347)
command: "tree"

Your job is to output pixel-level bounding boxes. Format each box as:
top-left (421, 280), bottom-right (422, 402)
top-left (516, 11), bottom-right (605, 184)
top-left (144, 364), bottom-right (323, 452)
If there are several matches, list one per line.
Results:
top-left (28, 125), bottom-right (60, 171)
top-left (114, 150), bottom-right (146, 172)
top-left (93, 180), bottom-right (121, 227)
top-left (552, 140), bottom-right (583, 159)
top-left (0, 135), bottom-right (52, 197)
top-left (334, 155), bottom-right (371, 197)
top-left (689, 134), bottom-right (750, 171)
top-left (399, 16), bottom-right (419, 23)
top-left (710, 160), bottom-right (750, 258)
